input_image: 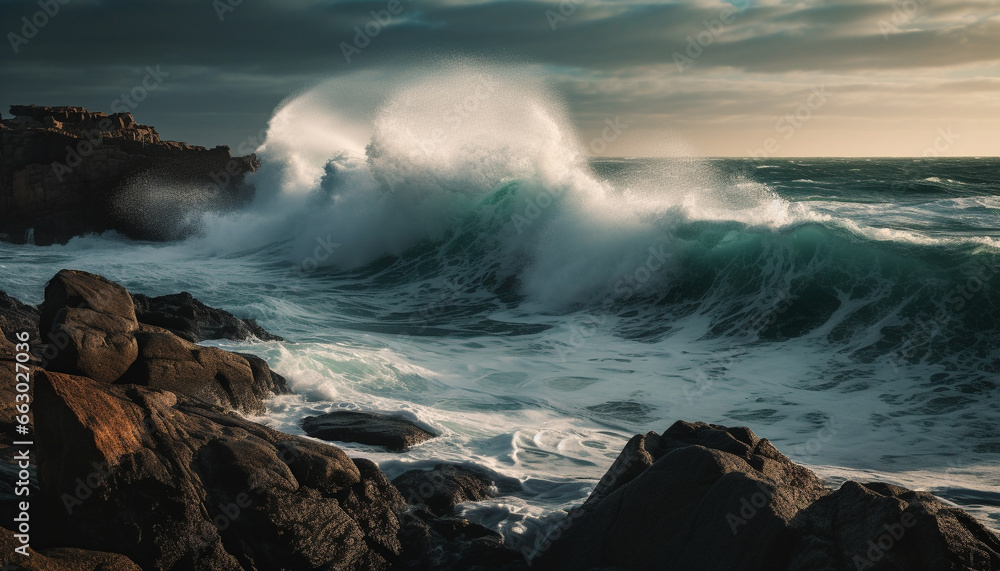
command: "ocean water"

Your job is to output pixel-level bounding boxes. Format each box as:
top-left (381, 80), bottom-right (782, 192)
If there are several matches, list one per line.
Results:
top-left (1, 66), bottom-right (998, 543)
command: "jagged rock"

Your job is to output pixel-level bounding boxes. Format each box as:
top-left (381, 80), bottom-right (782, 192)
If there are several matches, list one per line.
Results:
top-left (0, 291), bottom-right (40, 344)
top-left (118, 324), bottom-right (287, 415)
top-left (535, 421), bottom-right (1000, 570)
top-left (0, 105), bottom-right (259, 244)
top-left (32, 370), bottom-right (522, 570)
top-left (302, 411), bottom-right (437, 452)
top-left (38, 269), bottom-right (139, 382)
top-left (34, 270), bottom-right (285, 413)
top-left (393, 464), bottom-right (521, 516)
top-left (33, 370), bottom-right (404, 570)
top-left (132, 291), bottom-right (283, 342)
top-left (0, 525), bottom-right (141, 570)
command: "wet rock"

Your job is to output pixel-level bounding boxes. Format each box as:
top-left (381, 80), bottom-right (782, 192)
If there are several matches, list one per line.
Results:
top-left (536, 421), bottom-right (1000, 570)
top-left (132, 291), bottom-right (282, 342)
top-left (397, 505), bottom-right (527, 570)
top-left (302, 410), bottom-right (437, 452)
top-left (393, 463), bottom-right (521, 516)
top-left (118, 324), bottom-right (287, 415)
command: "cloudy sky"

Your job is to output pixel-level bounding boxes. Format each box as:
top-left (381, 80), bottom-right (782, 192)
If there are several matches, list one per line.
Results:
top-left (2, 0), bottom-right (998, 156)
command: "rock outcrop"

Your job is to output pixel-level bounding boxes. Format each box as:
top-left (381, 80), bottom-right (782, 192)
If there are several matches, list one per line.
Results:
top-left (37, 270), bottom-right (287, 414)
top-left (0, 105), bottom-right (258, 244)
top-left (302, 410), bottom-right (438, 452)
top-left (132, 291), bottom-right (283, 342)
top-left (534, 421), bottom-right (1000, 570)
top-left (33, 370), bottom-right (404, 570)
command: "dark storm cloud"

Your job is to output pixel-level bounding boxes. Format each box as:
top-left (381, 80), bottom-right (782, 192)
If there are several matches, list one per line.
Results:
top-left (1, 0), bottom-right (998, 153)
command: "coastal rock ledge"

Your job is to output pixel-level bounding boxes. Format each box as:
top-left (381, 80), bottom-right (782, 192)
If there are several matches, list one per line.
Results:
top-left (0, 105), bottom-right (258, 245)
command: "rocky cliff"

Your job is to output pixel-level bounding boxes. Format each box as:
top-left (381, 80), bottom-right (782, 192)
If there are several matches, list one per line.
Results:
top-left (0, 105), bottom-right (258, 245)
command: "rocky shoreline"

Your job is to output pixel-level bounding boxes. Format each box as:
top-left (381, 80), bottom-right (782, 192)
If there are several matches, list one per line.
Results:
top-left (0, 106), bottom-right (258, 245)
top-left (0, 270), bottom-right (997, 569)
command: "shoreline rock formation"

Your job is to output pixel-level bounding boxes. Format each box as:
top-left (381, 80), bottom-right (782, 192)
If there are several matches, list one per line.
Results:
top-left (532, 421), bottom-right (1000, 570)
top-left (1, 270), bottom-right (998, 570)
top-left (0, 105), bottom-right (258, 245)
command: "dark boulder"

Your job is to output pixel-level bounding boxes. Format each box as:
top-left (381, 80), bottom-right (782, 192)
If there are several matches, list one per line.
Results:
top-left (117, 324), bottom-right (288, 415)
top-left (0, 525), bottom-right (141, 570)
top-left (302, 410), bottom-right (437, 452)
top-left (132, 291), bottom-right (282, 342)
top-left (393, 463), bottom-right (521, 516)
top-left (39, 269), bottom-right (139, 382)
top-left (535, 421), bottom-right (1000, 570)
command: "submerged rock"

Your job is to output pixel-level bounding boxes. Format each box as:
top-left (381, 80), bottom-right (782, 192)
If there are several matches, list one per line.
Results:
top-left (397, 505), bottom-right (527, 570)
top-left (132, 291), bottom-right (283, 342)
top-left (393, 463), bottom-right (522, 516)
top-left (535, 421), bottom-right (1000, 570)
top-left (302, 410), bottom-right (438, 452)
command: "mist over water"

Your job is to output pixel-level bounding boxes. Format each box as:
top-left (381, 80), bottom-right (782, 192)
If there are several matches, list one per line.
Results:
top-left (3, 62), bottom-right (999, 538)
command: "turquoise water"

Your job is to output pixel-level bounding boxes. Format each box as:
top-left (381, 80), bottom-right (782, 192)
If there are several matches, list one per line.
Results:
top-left (2, 68), bottom-right (998, 539)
